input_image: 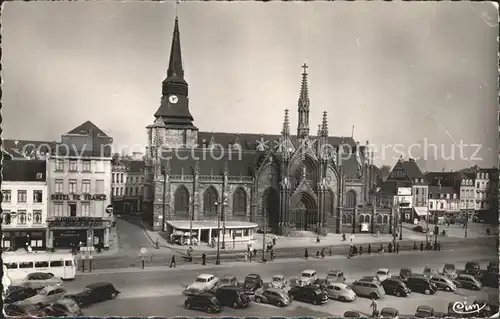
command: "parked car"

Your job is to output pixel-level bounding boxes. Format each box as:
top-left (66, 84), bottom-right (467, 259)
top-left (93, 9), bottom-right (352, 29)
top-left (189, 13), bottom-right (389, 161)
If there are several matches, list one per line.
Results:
top-left (430, 275), bottom-right (457, 292)
top-left (343, 311), bottom-right (362, 318)
top-left (464, 261), bottom-right (481, 277)
top-left (487, 261), bottom-right (499, 273)
top-left (406, 277), bottom-right (438, 295)
top-left (480, 271), bottom-right (499, 288)
top-left (184, 292), bottom-right (222, 313)
top-left (218, 276), bottom-right (239, 288)
top-left (351, 280), bottom-right (385, 299)
top-left (70, 282), bottom-right (120, 307)
top-left (455, 274), bottom-right (482, 290)
top-left (443, 263), bottom-right (457, 279)
top-left (398, 268), bottom-right (412, 282)
top-left (473, 300), bottom-right (495, 317)
top-left (380, 307), bottom-right (399, 319)
top-left (43, 299), bottom-right (83, 316)
top-left (16, 272), bottom-right (62, 290)
top-left (270, 275), bottom-right (287, 289)
top-left (413, 225), bottom-right (427, 233)
top-left (243, 273), bottom-right (263, 293)
top-left (415, 305), bottom-right (434, 318)
top-left (376, 268), bottom-right (391, 282)
top-left (213, 286), bottom-right (250, 308)
top-left (324, 282), bottom-right (356, 302)
top-left (288, 277), bottom-right (303, 288)
top-left (300, 269), bottom-right (317, 285)
top-left (288, 285), bottom-right (329, 305)
top-left (4, 304), bottom-right (45, 319)
top-left (184, 274), bottom-right (219, 295)
top-left (15, 285), bottom-right (66, 309)
top-left (4, 286), bottom-right (38, 304)
top-left (254, 288), bottom-right (291, 307)
top-left (380, 278), bottom-right (410, 297)
top-left (326, 269), bottom-right (345, 283)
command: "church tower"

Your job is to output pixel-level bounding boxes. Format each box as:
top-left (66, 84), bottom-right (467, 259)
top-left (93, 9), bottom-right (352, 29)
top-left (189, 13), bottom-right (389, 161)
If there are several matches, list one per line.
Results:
top-left (150, 16), bottom-right (198, 149)
top-left (297, 63), bottom-right (310, 145)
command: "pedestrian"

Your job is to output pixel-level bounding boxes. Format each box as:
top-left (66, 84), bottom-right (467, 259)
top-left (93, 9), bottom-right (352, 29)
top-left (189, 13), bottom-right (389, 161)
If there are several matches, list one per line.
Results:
top-left (342, 233), bottom-right (346, 242)
top-left (304, 248), bottom-right (309, 259)
top-left (359, 245), bottom-right (363, 255)
top-left (350, 234), bottom-right (354, 243)
top-left (437, 241), bottom-right (441, 251)
top-left (316, 250), bottom-right (320, 258)
top-left (272, 236), bottom-right (277, 246)
top-left (270, 249), bottom-right (275, 261)
top-left (320, 248), bottom-right (325, 259)
top-left (202, 252), bottom-right (206, 265)
top-left (316, 236), bottom-right (320, 243)
top-left (155, 238), bottom-right (159, 249)
top-left (388, 242), bottom-right (393, 253)
top-left (413, 241), bottom-right (417, 250)
top-left (329, 245), bottom-right (332, 256)
top-left (367, 244), bottom-right (372, 254)
top-left (253, 248), bottom-right (257, 257)
top-left (433, 242), bottom-right (437, 251)
top-left (370, 298), bottom-right (379, 318)
top-left (396, 242), bottom-right (400, 254)
top-left (169, 255), bottom-right (176, 268)
top-left (420, 241), bottom-right (424, 251)
top-left (379, 244), bottom-right (384, 253)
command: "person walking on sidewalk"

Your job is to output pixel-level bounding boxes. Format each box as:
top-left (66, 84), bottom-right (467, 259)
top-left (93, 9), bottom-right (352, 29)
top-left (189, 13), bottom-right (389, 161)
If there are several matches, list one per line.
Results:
top-left (329, 245), bottom-right (332, 256)
top-left (244, 251), bottom-right (248, 262)
top-left (155, 239), bottom-right (159, 249)
top-left (304, 248), bottom-right (309, 259)
top-left (202, 252), bottom-right (206, 265)
top-left (270, 249), bottom-right (275, 261)
top-left (316, 250), bottom-right (320, 258)
top-left (367, 244), bottom-right (372, 254)
top-left (396, 242), bottom-right (400, 254)
top-left (420, 241), bottom-right (424, 251)
top-left (272, 236), bottom-right (277, 246)
top-left (342, 233), bottom-right (346, 242)
top-left (170, 255), bottom-right (176, 268)
top-left (370, 298), bottom-right (379, 318)
top-left (320, 248), bottom-right (325, 259)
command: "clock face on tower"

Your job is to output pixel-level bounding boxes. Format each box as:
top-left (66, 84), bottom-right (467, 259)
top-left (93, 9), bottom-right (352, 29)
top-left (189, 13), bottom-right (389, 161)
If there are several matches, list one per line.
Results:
top-left (169, 95), bottom-right (178, 104)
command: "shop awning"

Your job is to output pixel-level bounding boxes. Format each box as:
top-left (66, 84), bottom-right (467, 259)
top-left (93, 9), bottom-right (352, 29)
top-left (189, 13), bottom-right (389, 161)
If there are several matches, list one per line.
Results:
top-left (414, 207), bottom-right (428, 216)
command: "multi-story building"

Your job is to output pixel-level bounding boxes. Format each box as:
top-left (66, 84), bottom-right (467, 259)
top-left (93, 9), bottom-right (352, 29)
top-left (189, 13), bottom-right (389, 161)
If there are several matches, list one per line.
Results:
top-left (459, 166), bottom-right (498, 222)
top-left (425, 171), bottom-right (465, 221)
top-left (1, 160), bottom-right (48, 251)
top-left (112, 154), bottom-right (145, 214)
top-left (428, 185), bottom-right (460, 222)
top-left (143, 16), bottom-right (379, 241)
top-left (375, 180), bottom-right (413, 233)
top-left (45, 121), bottom-right (114, 249)
top-left (386, 158), bottom-right (428, 222)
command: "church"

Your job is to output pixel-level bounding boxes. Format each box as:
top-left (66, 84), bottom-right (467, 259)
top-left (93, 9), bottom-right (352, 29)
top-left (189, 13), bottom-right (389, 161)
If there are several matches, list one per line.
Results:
top-left (143, 17), bottom-right (382, 236)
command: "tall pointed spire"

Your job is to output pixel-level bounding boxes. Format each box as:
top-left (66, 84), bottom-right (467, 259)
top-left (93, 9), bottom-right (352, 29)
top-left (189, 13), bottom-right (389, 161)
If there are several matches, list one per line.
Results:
top-left (281, 109), bottom-right (290, 136)
top-left (167, 17), bottom-right (184, 79)
top-left (297, 63), bottom-right (310, 141)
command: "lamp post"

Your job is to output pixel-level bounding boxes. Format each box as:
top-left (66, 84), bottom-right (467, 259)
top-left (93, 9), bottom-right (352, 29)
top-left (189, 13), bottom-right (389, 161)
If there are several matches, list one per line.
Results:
top-left (465, 200), bottom-right (469, 238)
top-left (399, 204), bottom-right (403, 240)
top-left (262, 208), bottom-right (267, 262)
top-left (215, 202), bottom-right (221, 265)
top-left (222, 192), bottom-right (227, 250)
top-left (162, 165), bottom-right (168, 231)
top-left (188, 204), bottom-right (193, 245)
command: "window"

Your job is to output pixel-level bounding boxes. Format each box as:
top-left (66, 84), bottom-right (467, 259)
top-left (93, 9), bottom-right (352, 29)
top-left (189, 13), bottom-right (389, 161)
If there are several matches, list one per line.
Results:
top-left (2, 190), bottom-right (11, 203)
top-left (346, 214), bottom-right (353, 224)
top-left (68, 180), bottom-right (77, 193)
top-left (111, 187), bottom-right (115, 196)
top-left (2, 210), bottom-right (11, 225)
top-left (440, 203), bottom-right (444, 209)
top-left (365, 215), bottom-right (371, 223)
top-left (19, 262), bottom-right (33, 269)
top-left (430, 202), bottom-right (433, 209)
top-left (17, 210), bottom-right (27, 224)
top-left (359, 215), bottom-right (365, 223)
top-left (477, 182), bottom-right (480, 188)
top-left (174, 186), bottom-right (190, 215)
top-left (82, 160), bottom-right (91, 172)
top-left (203, 186), bottom-right (218, 215)
top-left (232, 188), bottom-right (247, 216)
top-left (120, 174), bottom-right (124, 183)
top-left (120, 187), bottom-right (123, 196)
top-left (383, 215), bottom-right (389, 224)
top-left (54, 203), bottom-right (64, 217)
top-left (35, 261), bottom-right (49, 268)
top-left (55, 179), bottom-right (64, 193)
top-left (69, 160), bottom-right (78, 172)
top-left (33, 190), bottom-right (43, 203)
top-left (82, 180), bottom-right (91, 194)
top-left (55, 159), bottom-right (64, 171)
top-left (325, 189), bottom-right (334, 216)
top-left (50, 260), bottom-right (63, 267)
top-left (342, 214), bottom-right (347, 224)
top-left (376, 214), bottom-right (383, 223)
top-left (112, 173), bottom-right (115, 183)
top-left (33, 210), bottom-right (42, 224)
top-left (5, 262), bottom-right (18, 269)
top-left (65, 260), bottom-right (73, 266)
top-left (96, 180), bottom-right (105, 193)
top-left (125, 187), bottom-right (128, 196)
top-left (415, 188), bottom-right (419, 195)
top-left (68, 203), bottom-right (77, 217)
top-left (345, 191), bottom-right (357, 208)
top-left (17, 190), bottom-right (27, 203)
top-left (81, 202), bottom-right (90, 217)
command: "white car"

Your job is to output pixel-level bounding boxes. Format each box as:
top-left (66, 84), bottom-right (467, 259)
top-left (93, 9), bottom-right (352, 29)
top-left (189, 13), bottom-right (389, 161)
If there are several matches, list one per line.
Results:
top-left (300, 269), bottom-right (317, 285)
top-left (376, 268), bottom-right (391, 282)
top-left (15, 285), bottom-right (67, 309)
top-left (16, 272), bottom-right (62, 290)
top-left (184, 274), bottom-right (219, 295)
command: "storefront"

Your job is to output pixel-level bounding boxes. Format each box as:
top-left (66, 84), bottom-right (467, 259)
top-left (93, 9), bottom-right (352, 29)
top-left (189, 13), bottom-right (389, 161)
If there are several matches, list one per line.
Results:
top-left (1, 229), bottom-right (46, 251)
top-left (47, 217), bottom-right (110, 249)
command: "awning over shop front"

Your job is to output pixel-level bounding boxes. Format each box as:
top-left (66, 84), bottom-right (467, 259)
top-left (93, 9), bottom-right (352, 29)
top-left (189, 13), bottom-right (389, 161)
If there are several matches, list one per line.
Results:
top-left (414, 207), bottom-right (428, 216)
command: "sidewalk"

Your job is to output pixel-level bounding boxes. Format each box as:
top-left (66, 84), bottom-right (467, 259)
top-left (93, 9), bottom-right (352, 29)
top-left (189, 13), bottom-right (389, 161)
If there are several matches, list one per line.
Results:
top-left (402, 221), bottom-right (497, 239)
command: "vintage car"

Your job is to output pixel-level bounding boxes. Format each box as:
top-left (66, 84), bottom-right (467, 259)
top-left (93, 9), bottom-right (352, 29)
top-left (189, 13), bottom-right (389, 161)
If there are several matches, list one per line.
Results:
top-left (326, 269), bottom-right (345, 283)
top-left (300, 269), bottom-right (317, 285)
top-left (254, 288), bottom-right (291, 307)
top-left (218, 276), bottom-right (240, 288)
top-left (442, 264), bottom-right (457, 279)
top-left (15, 285), bottom-right (66, 309)
top-left (184, 274), bottom-right (219, 295)
top-left (376, 268), bottom-right (391, 282)
top-left (270, 275), bottom-right (287, 290)
top-left (324, 282), bottom-right (356, 302)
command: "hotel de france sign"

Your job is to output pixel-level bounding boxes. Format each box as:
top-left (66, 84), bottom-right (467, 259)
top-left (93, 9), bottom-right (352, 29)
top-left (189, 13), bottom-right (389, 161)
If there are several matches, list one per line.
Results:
top-left (51, 194), bottom-right (107, 201)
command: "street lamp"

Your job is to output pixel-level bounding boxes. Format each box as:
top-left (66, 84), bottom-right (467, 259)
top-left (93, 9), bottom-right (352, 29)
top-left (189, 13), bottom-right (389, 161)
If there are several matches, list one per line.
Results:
top-left (215, 202), bottom-right (221, 265)
top-left (465, 200), bottom-right (469, 238)
top-left (222, 192), bottom-right (227, 250)
top-left (188, 204), bottom-right (193, 245)
top-left (262, 208), bottom-right (267, 262)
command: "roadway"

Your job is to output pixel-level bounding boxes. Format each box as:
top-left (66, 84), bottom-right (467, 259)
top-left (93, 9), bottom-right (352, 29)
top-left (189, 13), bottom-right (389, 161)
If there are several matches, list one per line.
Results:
top-left (62, 244), bottom-right (498, 317)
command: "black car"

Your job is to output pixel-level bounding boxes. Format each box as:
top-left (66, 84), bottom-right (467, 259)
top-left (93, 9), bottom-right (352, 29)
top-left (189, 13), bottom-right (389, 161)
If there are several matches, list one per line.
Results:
top-left (406, 277), bottom-right (438, 295)
top-left (243, 273), bottom-right (263, 293)
top-left (413, 225), bottom-right (427, 233)
top-left (487, 261), bottom-right (499, 273)
top-left (70, 282), bottom-right (120, 307)
top-left (343, 311), bottom-right (361, 318)
top-left (4, 286), bottom-right (38, 304)
top-left (399, 268), bottom-right (412, 282)
top-left (480, 271), bottom-right (499, 288)
top-left (381, 278), bottom-right (410, 297)
top-left (465, 261), bottom-right (481, 276)
top-left (4, 304), bottom-right (44, 318)
top-left (288, 285), bottom-right (329, 305)
top-left (184, 292), bottom-right (222, 313)
top-left (214, 286), bottom-right (250, 308)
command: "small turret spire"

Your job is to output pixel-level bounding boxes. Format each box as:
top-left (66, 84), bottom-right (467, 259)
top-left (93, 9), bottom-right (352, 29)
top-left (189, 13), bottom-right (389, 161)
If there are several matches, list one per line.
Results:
top-left (317, 124), bottom-right (321, 137)
top-left (321, 111), bottom-right (328, 136)
top-left (281, 109), bottom-right (290, 136)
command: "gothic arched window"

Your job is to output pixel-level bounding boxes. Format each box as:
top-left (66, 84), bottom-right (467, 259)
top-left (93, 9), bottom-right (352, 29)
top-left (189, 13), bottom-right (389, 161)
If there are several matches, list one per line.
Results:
top-left (342, 214), bottom-right (347, 224)
top-left (383, 215), bottom-right (389, 224)
top-left (233, 188), bottom-right (247, 216)
top-left (346, 214), bottom-right (353, 224)
top-left (365, 215), bottom-right (371, 223)
top-left (359, 215), bottom-right (365, 223)
top-left (174, 185), bottom-right (189, 215)
top-left (376, 214), bottom-right (383, 224)
top-left (325, 189), bottom-right (335, 216)
top-left (203, 186), bottom-right (218, 216)
top-left (346, 190), bottom-right (357, 208)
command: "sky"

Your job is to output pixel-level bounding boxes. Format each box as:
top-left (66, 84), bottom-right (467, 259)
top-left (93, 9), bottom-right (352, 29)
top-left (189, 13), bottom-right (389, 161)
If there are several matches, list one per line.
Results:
top-left (2, 1), bottom-right (498, 171)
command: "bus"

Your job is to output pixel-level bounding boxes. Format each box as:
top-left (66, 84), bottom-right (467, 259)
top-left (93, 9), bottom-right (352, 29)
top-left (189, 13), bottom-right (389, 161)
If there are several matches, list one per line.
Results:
top-left (2, 251), bottom-right (76, 283)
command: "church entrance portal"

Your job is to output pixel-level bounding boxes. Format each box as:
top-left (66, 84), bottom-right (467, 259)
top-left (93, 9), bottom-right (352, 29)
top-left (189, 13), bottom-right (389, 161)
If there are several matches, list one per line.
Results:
top-left (263, 188), bottom-right (280, 234)
top-left (290, 193), bottom-right (318, 231)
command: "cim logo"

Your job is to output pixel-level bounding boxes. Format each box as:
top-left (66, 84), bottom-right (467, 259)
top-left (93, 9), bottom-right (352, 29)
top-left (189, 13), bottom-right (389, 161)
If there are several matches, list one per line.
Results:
top-left (452, 301), bottom-right (486, 315)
